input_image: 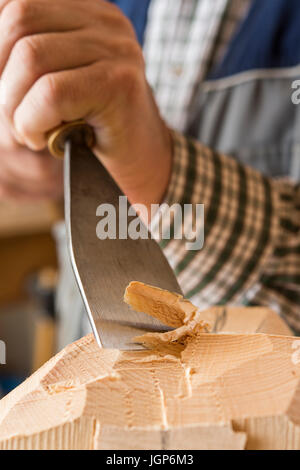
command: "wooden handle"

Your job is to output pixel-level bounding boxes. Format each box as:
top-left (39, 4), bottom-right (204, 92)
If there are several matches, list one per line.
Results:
top-left (47, 119), bottom-right (95, 158)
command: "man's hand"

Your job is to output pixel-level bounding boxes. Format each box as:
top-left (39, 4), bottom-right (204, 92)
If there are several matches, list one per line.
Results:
top-left (0, 0), bottom-right (172, 211)
top-left (0, 114), bottom-right (63, 200)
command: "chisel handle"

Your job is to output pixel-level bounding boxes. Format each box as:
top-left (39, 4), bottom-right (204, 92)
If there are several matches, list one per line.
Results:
top-left (47, 120), bottom-right (95, 158)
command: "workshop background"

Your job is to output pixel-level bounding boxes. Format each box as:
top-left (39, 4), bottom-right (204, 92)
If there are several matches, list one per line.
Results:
top-left (0, 199), bottom-right (63, 397)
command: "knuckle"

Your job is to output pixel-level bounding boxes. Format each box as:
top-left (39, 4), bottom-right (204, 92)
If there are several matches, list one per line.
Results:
top-left (14, 121), bottom-right (27, 140)
top-left (119, 38), bottom-right (143, 63)
top-left (116, 63), bottom-right (141, 87)
top-left (1, 0), bottom-right (30, 33)
top-left (13, 36), bottom-right (40, 68)
top-left (38, 74), bottom-right (62, 108)
top-left (112, 63), bottom-right (143, 100)
top-left (13, 113), bottom-right (28, 138)
top-left (101, 4), bottom-right (135, 36)
top-left (115, 9), bottom-right (136, 35)
top-left (104, 2), bottom-right (127, 23)
top-left (106, 2), bottom-right (120, 14)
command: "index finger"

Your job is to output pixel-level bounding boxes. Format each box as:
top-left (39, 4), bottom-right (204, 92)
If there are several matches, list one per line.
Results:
top-left (0, 0), bottom-right (92, 75)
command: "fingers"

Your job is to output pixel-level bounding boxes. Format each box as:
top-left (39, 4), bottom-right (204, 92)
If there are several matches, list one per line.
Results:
top-left (13, 53), bottom-right (144, 152)
top-left (0, 0), bottom-right (144, 176)
top-left (0, 0), bottom-right (89, 75)
top-left (0, 0), bottom-right (135, 75)
top-left (0, 0), bottom-right (139, 201)
top-left (1, 29), bottom-right (141, 128)
top-left (0, 29), bottom-right (109, 124)
top-left (0, 0), bottom-right (140, 145)
top-left (13, 62), bottom-right (114, 150)
top-left (4, 147), bottom-right (62, 183)
top-left (0, 147), bottom-right (63, 200)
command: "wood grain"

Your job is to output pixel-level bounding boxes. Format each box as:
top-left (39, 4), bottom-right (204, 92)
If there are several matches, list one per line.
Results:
top-left (0, 282), bottom-right (298, 450)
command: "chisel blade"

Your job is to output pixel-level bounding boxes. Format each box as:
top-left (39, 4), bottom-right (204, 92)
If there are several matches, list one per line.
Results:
top-left (64, 139), bottom-right (182, 350)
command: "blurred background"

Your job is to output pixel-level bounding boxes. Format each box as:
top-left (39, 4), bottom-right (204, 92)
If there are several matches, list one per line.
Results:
top-left (0, 199), bottom-right (63, 397)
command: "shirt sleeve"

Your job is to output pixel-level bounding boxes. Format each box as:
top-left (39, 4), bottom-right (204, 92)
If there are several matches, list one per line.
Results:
top-left (151, 130), bottom-right (300, 334)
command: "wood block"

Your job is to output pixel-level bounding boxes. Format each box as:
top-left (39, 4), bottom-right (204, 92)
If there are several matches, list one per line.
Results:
top-left (0, 282), bottom-right (298, 450)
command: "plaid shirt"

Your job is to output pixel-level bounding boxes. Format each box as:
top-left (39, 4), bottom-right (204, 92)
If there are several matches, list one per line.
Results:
top-left (144, 0), bottom-right (250, 130)
top-left (144, 0), bottom-right (300, 333)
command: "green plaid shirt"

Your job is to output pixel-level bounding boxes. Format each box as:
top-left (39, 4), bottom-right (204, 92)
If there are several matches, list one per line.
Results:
top-left (144, 0), bottom-right (300, 333)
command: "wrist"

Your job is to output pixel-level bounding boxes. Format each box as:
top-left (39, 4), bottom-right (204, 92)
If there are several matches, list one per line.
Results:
top-left (94, 97), bottom-right (173, 217)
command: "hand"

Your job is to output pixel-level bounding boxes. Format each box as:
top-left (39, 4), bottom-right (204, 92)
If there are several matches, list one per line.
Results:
top-left (0, 115), bottom-right (63, 200)
top-left (0, 0), bottom-right (172, 213)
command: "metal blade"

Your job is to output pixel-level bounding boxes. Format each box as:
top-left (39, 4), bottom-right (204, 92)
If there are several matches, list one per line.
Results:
top-left (64, 139), bottom-right (182, 350)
